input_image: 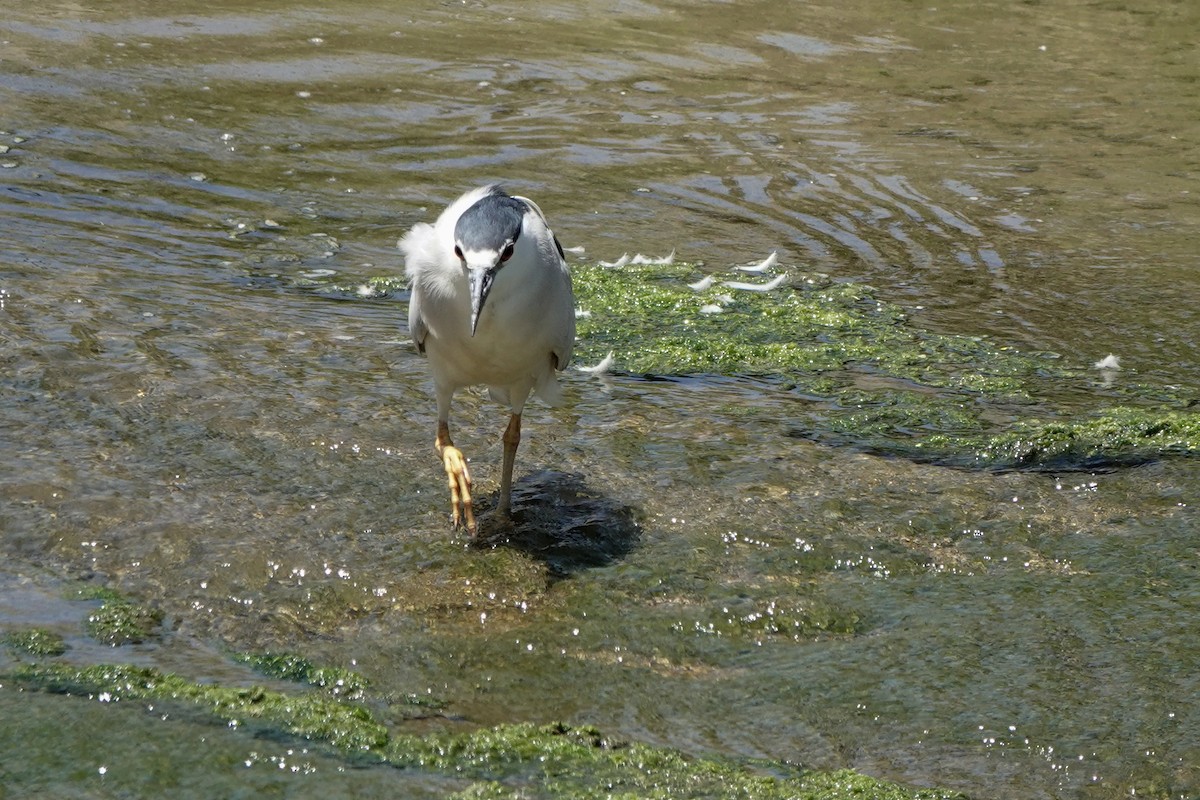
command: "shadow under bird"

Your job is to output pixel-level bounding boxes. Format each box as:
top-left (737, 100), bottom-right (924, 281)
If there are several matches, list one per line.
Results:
top-left (400, 185), bottom-right (576, 534)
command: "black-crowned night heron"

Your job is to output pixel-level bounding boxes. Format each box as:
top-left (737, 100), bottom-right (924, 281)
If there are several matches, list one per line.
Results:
top-left (400, 185), bottom-right (575, 534)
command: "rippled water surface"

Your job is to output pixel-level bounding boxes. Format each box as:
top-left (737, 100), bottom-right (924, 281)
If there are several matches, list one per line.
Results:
top-left (2, 1), bottom-right (1198, 798)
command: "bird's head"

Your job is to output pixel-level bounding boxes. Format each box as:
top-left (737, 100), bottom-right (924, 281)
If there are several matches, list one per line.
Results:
top-left (453, 190), bottom-right (527, 336)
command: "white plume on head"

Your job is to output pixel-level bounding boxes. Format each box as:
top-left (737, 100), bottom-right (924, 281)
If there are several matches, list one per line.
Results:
top-left (398, 185), bottom-right (500, 277)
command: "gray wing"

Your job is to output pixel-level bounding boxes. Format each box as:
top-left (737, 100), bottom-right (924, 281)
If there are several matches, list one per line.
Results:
top-left (408, 286), bottom-right (428, 354)
top-left (549, 245), bottom-right (575, 372)
top-left (515, 196), bottom-right (575, 371)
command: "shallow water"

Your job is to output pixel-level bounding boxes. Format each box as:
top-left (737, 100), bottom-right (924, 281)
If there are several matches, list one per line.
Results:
top-left (2, 1), bottom-right (1198, 798)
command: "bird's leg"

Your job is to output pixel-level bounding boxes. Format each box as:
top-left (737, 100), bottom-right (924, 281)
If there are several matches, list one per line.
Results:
top-left (497, 413), bottom-right (521, 518)
top-left (435, 420), bottom-right (475, 533)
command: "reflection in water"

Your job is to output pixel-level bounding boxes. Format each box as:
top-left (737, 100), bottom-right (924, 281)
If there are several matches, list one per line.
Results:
top-left (1, 1), bottom-right (1199, 799)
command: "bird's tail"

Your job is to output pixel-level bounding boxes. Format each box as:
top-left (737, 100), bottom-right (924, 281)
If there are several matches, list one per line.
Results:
top-left (532, 372), bottom-right (565, 407)
top-left (487, 374), bottom-right (564, 412)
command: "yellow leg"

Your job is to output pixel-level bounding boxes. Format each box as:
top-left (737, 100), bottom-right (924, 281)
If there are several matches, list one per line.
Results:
top-left (435, 420), bottom-right (475, 533)
top-left (497, 413), bottom-right (521, 518)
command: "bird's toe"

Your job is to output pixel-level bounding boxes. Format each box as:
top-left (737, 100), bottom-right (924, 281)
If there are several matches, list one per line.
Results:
top-left (441, 445), bottom-right (476, 534)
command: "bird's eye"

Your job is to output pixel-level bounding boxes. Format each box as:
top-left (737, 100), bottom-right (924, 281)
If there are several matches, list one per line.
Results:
top-left (500, 243), bottom-right (515, 263)
top-left (454, 246), bottom-right (464, 262)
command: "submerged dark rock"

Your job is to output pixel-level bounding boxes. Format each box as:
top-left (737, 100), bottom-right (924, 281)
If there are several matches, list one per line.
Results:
top-left (471, 471), bottom-right (641, 578)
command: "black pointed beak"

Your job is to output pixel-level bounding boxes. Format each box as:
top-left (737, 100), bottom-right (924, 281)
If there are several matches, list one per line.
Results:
top-left (468, 267), bottom-right (495, 336)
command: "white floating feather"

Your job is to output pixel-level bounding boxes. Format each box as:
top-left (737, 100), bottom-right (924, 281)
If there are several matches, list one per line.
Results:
top-left (1093, 354), bottom-right (1121, 370)
top-left (577, 351), bottom-right (615, 375)
top-left (563, 245), bottom-right (586, 254)
top-left (688, 275), bottom-right (716, 292)
top-left (722, 273), bottom-right (789, 292)
top-left (630, 250), bottom-right (676, 266)
top-left (599, 253), bottom-right (630, 268)
top-left (575, 308), bottom-right (592, 319)
top-left (735, 251), bottom-right (778, 273)
top-left (699, 304), bottom-right (725, 315)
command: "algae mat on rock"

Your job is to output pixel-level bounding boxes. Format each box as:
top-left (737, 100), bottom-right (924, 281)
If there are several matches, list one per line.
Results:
top-left (568, 260), bottom-right (1199, 470)
top-left (7, 660), bottom-right (965, 800)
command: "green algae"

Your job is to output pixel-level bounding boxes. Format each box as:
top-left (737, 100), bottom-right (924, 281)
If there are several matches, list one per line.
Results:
top-left (315, 275), bottom-right (408, 300)
top-left (571, 263), bottom-right (1052, 402)
top-left (1, 628), bottom-right (67, 657)
top-left (83, 596), bottom-right (163, 646)
top-left (7, 662), bottom-right (964, 800)
top-left (388, 722), bottom-right (966, 800)
top-left (817, 389), bottom-right (985, 442)
top-left (55, 585), bottom-right (165, 646)
top-left (233, 651), bottom-right (369, 700)
top-left (919, 406), bottom-right (1200, 471)
top-left (11, 662), bottom-right (388, 752)
top-left (233, 651), bottom-right (448, 718)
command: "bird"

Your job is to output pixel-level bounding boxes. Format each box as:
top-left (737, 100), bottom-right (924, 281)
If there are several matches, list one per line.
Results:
top-left (399, 185), bottom-right (575, 534)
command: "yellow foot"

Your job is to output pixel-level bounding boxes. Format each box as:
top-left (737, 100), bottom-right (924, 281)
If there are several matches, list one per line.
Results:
top-left (441, 445), bottom-right (476, 534)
